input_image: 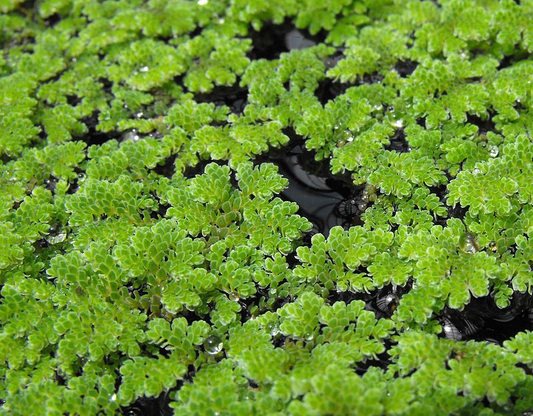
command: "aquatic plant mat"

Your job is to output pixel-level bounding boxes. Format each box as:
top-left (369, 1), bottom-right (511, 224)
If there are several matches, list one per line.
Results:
top-left (2, 0), bottom-right (533, 415)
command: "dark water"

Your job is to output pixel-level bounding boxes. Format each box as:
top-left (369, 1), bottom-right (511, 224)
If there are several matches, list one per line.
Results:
top-left (442, 292), bottom-right (533, 344)
top-left (194, 85), bottom-right (248, 115)
top-left (258, 141), bottom-right (368, 240)
top-left (248, 20), bottom-right (325, 60)
top-left (121, 392), bottom-right (173, 416)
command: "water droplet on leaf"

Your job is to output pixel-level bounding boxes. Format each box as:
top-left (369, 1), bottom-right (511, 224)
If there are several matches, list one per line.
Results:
top-left (392, 119), bottom-right (404, 128)
top-left (204, 335), bottom-right (223, 355)
top-left (462, 233), bottom-right (478, 254)
top-left (266, 322), bottom-right (280, 336)
top-left (121, 130), bottom-right (140, 142)
top-left (47, 233), bottom-right (67, 245)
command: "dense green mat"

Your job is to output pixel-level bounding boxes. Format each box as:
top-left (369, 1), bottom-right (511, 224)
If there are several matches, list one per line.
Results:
top-left (2, 0), bottom-right (533, 414)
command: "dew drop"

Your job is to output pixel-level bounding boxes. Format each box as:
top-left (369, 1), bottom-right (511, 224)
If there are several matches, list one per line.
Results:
top-left (489, 145), bottom-right (499, 157)
top-left (121, 130), bottom-right (140, 142)
top-left (461, 232), bottom-right (479, 254)
top-left (464, 243), bottom-right (476, 254)
top-left (204, 335), bottom-right (223, 355)
top-left (47, 233), bottom-right (67, 245)
top-left (472, 168), bottom-right (482, 175)
top-left (110, 393), bottom-right (117, 402)
top-left (198, 0), bottom-right (208, 4)
top-left (266, 322), bottom-right (280, 337)
top-left (392, 119), bottom-right (404, 128)
top-left (139, 66), bottom-right (149, 73)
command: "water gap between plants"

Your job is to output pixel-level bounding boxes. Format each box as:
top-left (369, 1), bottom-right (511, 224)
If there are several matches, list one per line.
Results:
top-left (256, 137), bottom-right (366, 241)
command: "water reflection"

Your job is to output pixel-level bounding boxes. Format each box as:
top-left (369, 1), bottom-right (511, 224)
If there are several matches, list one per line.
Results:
top-left (265, 144), bottom-right (363, 238)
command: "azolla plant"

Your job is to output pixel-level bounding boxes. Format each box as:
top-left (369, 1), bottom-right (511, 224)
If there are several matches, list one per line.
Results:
top-left (2, 0), bottom-right (533, 415)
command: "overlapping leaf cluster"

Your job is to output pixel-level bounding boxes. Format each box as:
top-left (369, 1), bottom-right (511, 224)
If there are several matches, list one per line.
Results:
top-left (2, 0), bottom-right (533, 415)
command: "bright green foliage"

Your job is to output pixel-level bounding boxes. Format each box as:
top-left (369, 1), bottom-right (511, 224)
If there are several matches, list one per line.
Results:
top-left (227, 319), bottom-right (289, 385)
top-left (163, 162), bottom-right (310, 255)
top-left (328, 26), bottom-right (408, 83)
top-left (287, 366), bottom-right (387, 416)
top-left (191, 121), bottom-right (291, 167)
top-left (171, 360), bottom-right (255, 416)
top-left (41, 104), bottom-right (88, 143)
top-left (294, 226), bottom-right (394, 293)
top-left (0, 74), bottom-right (40, 157)
top-left (107, 39), bottom-right (186, 92)
top-left (388, 331), bottom-right (528, 412)
top-left (504, 331), bottom-right (533, 369)
top-left (397, 219), bottom-right (504, 312)
top-left (278, 292), bottom-right (394, 358)
top-left (85, 138), bottom-right (167, 181)
top-left (166, 100), bottom-right (228, 134)
top-left (447, 162), bottom-right (518, 216)
top-left (3, 0), bottom-right (533, 415)
top-left (118, 353), bottom-right (187, 403)
top-left (180, 29), bottom-right (251, 93)
top-left (65, 175), bottom-right (156, 226)
top-left (0, 187), bottom-right (55, 272)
